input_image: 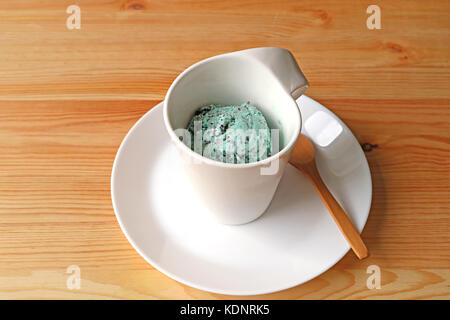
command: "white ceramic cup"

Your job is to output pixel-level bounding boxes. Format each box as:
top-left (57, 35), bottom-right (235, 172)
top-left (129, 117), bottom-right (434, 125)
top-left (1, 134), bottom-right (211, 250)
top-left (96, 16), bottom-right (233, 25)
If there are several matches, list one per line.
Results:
top-left (163, 47), bottom-right (308, 225)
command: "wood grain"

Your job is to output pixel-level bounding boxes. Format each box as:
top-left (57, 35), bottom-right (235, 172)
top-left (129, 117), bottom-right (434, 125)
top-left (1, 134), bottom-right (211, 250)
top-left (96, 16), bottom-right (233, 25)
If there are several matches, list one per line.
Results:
top-left (0, 0), bottom-right (449, 299)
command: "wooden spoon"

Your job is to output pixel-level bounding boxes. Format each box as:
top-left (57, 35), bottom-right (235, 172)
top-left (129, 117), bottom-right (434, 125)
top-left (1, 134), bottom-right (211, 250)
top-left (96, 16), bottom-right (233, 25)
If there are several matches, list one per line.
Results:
top-left (289, 134), bottom-right (369, 259)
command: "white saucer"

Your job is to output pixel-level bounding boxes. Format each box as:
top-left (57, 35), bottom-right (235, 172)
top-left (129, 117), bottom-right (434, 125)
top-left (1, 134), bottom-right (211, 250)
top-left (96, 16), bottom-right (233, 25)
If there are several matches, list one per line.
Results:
top-left (111, 95), bottom-right (372, 295)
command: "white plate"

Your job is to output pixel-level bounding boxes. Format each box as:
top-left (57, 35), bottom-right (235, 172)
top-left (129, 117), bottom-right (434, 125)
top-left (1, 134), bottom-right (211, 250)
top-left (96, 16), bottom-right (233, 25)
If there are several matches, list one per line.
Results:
top-left (111, 95), bottom-right (372, 295)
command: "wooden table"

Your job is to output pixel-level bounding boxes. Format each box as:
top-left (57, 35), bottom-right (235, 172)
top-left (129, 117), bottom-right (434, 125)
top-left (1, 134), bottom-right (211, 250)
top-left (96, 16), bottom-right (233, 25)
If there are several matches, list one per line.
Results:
top-left (0, 0), bottom-right (449, 299)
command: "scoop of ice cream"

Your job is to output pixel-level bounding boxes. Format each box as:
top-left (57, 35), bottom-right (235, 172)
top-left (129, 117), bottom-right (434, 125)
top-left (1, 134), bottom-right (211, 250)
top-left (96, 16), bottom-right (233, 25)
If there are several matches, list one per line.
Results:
top-left (186, 103), bottom-right (271, 164)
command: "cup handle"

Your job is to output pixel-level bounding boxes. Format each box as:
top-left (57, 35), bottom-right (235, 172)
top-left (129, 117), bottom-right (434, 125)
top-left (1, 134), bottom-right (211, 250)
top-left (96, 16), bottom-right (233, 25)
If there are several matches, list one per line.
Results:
top-left (239, 47), bottom-right (309, 100)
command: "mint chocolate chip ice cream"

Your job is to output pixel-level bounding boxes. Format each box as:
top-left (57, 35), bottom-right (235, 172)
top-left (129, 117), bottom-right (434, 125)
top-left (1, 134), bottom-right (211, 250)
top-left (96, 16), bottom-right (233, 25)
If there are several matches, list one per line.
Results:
top-left (186, 103), bottom-right (272, 164)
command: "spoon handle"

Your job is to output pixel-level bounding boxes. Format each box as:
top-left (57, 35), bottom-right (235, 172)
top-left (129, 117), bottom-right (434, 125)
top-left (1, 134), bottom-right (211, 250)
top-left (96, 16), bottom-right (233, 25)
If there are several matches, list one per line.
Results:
top-left (304, 166), bottom-right (369, 260)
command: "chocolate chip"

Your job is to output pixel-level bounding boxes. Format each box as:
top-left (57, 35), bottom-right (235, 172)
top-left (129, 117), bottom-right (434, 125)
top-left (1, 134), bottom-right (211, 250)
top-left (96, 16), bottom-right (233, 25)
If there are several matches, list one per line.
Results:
top-left (195, 105), bottom-right (212, 116)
